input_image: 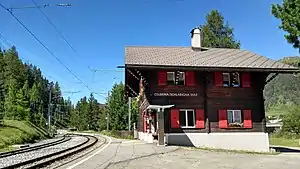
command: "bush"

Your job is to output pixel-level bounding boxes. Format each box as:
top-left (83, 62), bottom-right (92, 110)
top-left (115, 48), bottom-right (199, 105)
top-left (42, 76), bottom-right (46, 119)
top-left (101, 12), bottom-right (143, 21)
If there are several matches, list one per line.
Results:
top-left (280, 106), bottom-right (300, 138)
top-left (100, 130), bottom-right (134, 140)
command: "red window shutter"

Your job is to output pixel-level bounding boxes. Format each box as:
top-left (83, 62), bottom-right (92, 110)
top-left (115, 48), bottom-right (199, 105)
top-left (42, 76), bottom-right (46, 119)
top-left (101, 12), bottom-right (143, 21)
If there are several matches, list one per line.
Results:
top-left (242, 72), bottom-right (251, 88)
top-left (185, 71), bottom-right (195, 86)
top-left (158, 71), bottom-right (167, 86)
top-left (170, 109), bottom-right (180, 128)
top-left (218, 110), bottom-right (228, 128)
top-left (195, 109), bottom-right (205, 128)
top-left (243, 110), bottom-right (252, 128)
top-left (214, 72), bottom-right (223, 87)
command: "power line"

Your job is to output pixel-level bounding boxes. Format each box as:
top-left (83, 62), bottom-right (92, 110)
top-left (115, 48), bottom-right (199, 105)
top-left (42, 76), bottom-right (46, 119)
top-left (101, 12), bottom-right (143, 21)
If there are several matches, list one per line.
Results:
top-left (0, 3), bottom-right (93, 92)
top-left (31, 1), bottom-right (114, 86)
top-left (31, 0), bottom-right (79, 59)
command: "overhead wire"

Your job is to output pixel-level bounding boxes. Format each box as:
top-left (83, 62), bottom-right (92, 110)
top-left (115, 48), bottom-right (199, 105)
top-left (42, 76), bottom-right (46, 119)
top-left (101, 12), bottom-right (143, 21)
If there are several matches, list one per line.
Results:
top-left (30, 0), bottom-right (112, 99)
top-left (0, 4), bottom-right (101, 97)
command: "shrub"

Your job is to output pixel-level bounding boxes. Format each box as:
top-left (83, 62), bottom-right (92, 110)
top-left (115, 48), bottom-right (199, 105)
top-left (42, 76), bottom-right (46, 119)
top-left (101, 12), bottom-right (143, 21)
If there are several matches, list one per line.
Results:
top-left (280, 106), bottom-right (300, 138)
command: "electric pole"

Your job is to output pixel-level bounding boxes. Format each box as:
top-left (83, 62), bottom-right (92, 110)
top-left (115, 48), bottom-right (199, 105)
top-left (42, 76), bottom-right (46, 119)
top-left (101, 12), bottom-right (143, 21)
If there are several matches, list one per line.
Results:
top-left (48, 85), bottom-right (52, 133)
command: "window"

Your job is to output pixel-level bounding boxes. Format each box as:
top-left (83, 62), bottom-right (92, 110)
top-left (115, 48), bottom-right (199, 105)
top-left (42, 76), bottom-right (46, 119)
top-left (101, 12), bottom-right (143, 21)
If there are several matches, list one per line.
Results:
top-left (167, 71), bottom-right (185, 85)
top-left (179, 109), bottom-right (195, 128)
top-left (227, 110), bottom-right (242, 124)
top-left (222, 73), bottom-right (230, 87)
top-left (222, 72), bottom-right (240, 87)
top-left (167, 72), bottom-right (175, 85)
top-left (176, 71), bottom-right (185, 85)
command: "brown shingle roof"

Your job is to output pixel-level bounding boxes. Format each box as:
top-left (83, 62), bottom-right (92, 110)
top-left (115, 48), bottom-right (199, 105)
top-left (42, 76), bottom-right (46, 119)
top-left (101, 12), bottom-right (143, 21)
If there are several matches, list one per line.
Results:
top-left (125, 46), bottom-right (298, 72)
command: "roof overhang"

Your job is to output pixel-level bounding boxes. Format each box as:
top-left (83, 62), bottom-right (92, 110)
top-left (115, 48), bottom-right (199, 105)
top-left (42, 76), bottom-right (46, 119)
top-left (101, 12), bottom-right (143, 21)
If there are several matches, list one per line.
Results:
top-left (124, 64), bottom-right (299, 74)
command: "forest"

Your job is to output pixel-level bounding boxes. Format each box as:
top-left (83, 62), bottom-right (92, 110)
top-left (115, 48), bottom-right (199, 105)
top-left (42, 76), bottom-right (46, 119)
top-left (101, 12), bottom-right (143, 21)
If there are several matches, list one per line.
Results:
top-left (0, 46), bottom-right (138, 133)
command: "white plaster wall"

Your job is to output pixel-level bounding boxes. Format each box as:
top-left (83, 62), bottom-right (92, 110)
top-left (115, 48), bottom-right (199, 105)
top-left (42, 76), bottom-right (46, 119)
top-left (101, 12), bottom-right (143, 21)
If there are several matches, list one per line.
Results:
top-left (165, 132), bottom-right (270, 152)
top-left (138, 132), bottom-right (153, 143)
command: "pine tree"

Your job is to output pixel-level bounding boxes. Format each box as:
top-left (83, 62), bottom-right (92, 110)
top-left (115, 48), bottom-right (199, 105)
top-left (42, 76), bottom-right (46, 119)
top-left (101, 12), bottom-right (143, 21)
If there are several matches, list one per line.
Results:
top-left (272, 0), bottom-right (300, 52)
top-left (4, 79), bottom-right (17, 119)
top-left (15, 80), bottom-right (30, 120)
top-left (0, 48), bottom-right (4, 123)
top-left (199, 10), bottom-right (240, 49)
top-left (108, 82), bottom-right (129, 130)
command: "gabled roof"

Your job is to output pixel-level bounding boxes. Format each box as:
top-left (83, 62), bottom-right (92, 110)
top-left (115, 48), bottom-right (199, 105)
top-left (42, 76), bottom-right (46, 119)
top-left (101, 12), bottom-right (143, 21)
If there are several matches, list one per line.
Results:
top-left (125, 46), bottom-right (299, 72)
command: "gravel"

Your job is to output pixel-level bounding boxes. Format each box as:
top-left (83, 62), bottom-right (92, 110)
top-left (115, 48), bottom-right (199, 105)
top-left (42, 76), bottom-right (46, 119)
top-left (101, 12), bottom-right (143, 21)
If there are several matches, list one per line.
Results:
top-left (0, 135), bottom-right (88, 169)
top-left (44, 136), bottom-right (106, 169)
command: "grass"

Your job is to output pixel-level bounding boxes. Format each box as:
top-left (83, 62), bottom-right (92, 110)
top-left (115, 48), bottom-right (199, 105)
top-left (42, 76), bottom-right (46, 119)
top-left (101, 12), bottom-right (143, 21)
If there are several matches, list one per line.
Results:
top-left (185, 146), bottom-right (280, 155)
top-left (0, 120), bottom-right (49, 151)
top-left (269, 136), bottom-right (300, 147)
top-left (266, 110), bottom-right (285, 116)
top-left (0, 146), bottom-right (15, 152)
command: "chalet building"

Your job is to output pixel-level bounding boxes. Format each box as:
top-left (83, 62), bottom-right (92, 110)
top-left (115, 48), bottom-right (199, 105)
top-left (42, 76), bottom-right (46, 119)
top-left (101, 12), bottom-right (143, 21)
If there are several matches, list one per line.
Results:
top-left (123, 28), bottom-right (299, 152)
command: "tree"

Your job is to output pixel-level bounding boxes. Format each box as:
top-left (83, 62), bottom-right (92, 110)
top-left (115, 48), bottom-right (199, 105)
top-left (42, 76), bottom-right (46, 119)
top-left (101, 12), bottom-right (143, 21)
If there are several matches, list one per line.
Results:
top-left (0, 49), bottom-right (4, 123)
top-left (280, 106), bottom-right (300, 137)
top-left (272, 0), bottom-right (300, 51)
top-left (199, 10), bottom-right (240, 49)
top-left (4, 79), bottom-right (17, 119)
top-left (107, 82), bottom-right (129, 130)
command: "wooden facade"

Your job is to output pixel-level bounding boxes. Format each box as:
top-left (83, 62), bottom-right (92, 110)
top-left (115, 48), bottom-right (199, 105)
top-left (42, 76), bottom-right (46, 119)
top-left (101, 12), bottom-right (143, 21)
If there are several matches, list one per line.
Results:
top-left (126, 67), bottom-right (270, 135)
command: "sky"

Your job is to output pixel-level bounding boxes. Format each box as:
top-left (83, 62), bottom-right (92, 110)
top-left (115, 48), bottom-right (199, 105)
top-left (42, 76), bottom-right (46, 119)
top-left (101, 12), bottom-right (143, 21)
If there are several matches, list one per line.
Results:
top-left (0, 0), bottom-right (299, 104)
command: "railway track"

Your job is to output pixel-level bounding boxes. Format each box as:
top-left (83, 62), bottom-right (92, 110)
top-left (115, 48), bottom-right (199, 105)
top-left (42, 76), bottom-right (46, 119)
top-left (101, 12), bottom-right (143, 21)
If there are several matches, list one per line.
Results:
top-left (0, 134), bottom-right (99, 169)
top-left (0, 135), bottom-right (70, 158)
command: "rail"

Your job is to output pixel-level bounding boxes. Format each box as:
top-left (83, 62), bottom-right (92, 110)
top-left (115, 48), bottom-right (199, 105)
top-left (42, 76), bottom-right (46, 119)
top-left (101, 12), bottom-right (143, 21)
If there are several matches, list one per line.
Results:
top-left (0, 134), bottom-right (99, 169)
top-left (0, 135), bottom-right (70, 158)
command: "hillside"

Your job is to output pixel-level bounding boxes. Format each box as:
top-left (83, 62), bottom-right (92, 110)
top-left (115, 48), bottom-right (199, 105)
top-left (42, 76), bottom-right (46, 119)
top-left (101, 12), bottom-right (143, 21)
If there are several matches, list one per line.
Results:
top-left (0, 120), bottom-right (49, 151)
top-left (264, 56), bottom-right (300, 116)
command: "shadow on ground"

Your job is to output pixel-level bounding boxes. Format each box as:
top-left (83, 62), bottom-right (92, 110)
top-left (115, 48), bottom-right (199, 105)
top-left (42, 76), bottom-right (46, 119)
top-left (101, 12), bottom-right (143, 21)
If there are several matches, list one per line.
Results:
top-left (271, 146), bottom-right (300, 153)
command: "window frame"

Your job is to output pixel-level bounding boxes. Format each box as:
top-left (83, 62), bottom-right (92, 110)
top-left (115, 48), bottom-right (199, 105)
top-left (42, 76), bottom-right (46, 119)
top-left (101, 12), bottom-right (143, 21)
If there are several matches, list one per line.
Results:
top-left (179, 109), bottom-right (195, 128)
top-left (167, 72), bottom-right (175, 85)
top-left (222, 73), bottom-right (230, 87)
top-left (227, 109), bottom-right (242, 124)
top-left (176, 71), bottom-right (185, 85)
top-left (231, 72), bottom-right (240, 87)
top-left (222, 72), bottom-right (241, 87)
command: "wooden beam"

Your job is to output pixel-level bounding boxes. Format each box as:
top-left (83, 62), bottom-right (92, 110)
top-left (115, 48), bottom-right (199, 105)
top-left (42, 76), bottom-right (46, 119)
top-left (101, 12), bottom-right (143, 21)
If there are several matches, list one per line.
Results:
top-left (127, 69), bottom-right (139, 81)
top-left (134, 69), bottom-right (149, 86)
top-left (266, 73), bottom-right (279, 84)
top-left (126, 84), bottom-right (138, 96)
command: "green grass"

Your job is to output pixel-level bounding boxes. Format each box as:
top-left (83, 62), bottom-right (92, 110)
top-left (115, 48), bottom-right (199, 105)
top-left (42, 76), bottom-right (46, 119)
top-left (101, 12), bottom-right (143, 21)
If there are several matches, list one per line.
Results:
top-left (269, 136), bottom-right (300, 147)
top-left (185, 146), bottom-right (279, 155)
top-left (266, 109), bottom-right (286, 116)
top-left (0, 146), bottom-right (15, 152)
top-left (0, 120), bottom-right (49, 151)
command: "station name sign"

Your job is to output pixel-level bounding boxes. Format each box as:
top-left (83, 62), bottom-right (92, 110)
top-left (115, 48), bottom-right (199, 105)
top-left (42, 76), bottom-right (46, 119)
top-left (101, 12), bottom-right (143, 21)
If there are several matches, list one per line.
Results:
top-left (153, 92), bottom-right (198, 97)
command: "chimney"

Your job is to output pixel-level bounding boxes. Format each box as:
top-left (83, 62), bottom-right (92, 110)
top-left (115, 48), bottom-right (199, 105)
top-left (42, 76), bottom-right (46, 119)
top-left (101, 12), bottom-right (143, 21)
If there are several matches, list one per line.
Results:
top-left (190, 27), bottom-right (201, 49)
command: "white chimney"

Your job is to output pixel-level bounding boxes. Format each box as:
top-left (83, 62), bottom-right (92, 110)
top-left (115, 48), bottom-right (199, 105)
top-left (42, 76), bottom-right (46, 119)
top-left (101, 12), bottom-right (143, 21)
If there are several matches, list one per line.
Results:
top-left (191, 28), bottom-right (201, 49)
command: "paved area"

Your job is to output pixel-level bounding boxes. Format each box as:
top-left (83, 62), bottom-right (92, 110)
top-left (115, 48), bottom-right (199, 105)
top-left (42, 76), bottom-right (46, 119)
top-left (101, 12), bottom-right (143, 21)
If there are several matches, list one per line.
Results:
top-left (64, 135), bottom-right (300, 169)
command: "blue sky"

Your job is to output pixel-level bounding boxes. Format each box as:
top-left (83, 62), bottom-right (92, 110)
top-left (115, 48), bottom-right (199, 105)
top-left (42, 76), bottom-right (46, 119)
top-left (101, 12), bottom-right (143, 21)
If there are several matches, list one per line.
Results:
top-left (0, 0), bottom-right (299, 104)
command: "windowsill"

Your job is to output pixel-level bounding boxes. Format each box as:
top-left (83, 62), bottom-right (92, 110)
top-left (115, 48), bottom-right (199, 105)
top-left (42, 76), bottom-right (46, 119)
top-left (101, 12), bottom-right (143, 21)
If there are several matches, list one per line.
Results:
top-left (227, 126), bottom-right (244, 129)
top-left (180, 126), bottom-right (196, 129)
top-left (222, 85), bottom-right (241, 88)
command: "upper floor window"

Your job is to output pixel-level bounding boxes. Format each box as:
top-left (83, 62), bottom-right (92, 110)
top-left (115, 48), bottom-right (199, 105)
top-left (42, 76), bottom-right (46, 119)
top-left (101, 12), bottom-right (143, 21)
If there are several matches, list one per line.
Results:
top-left (158, 70), bottom-right (195, 86)
top-left (214, 72), bottom-right (241, 87)
top-left (222, 72), bottom-right (240, 87)
top-left (166, 71), bottom-right (185, 85)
